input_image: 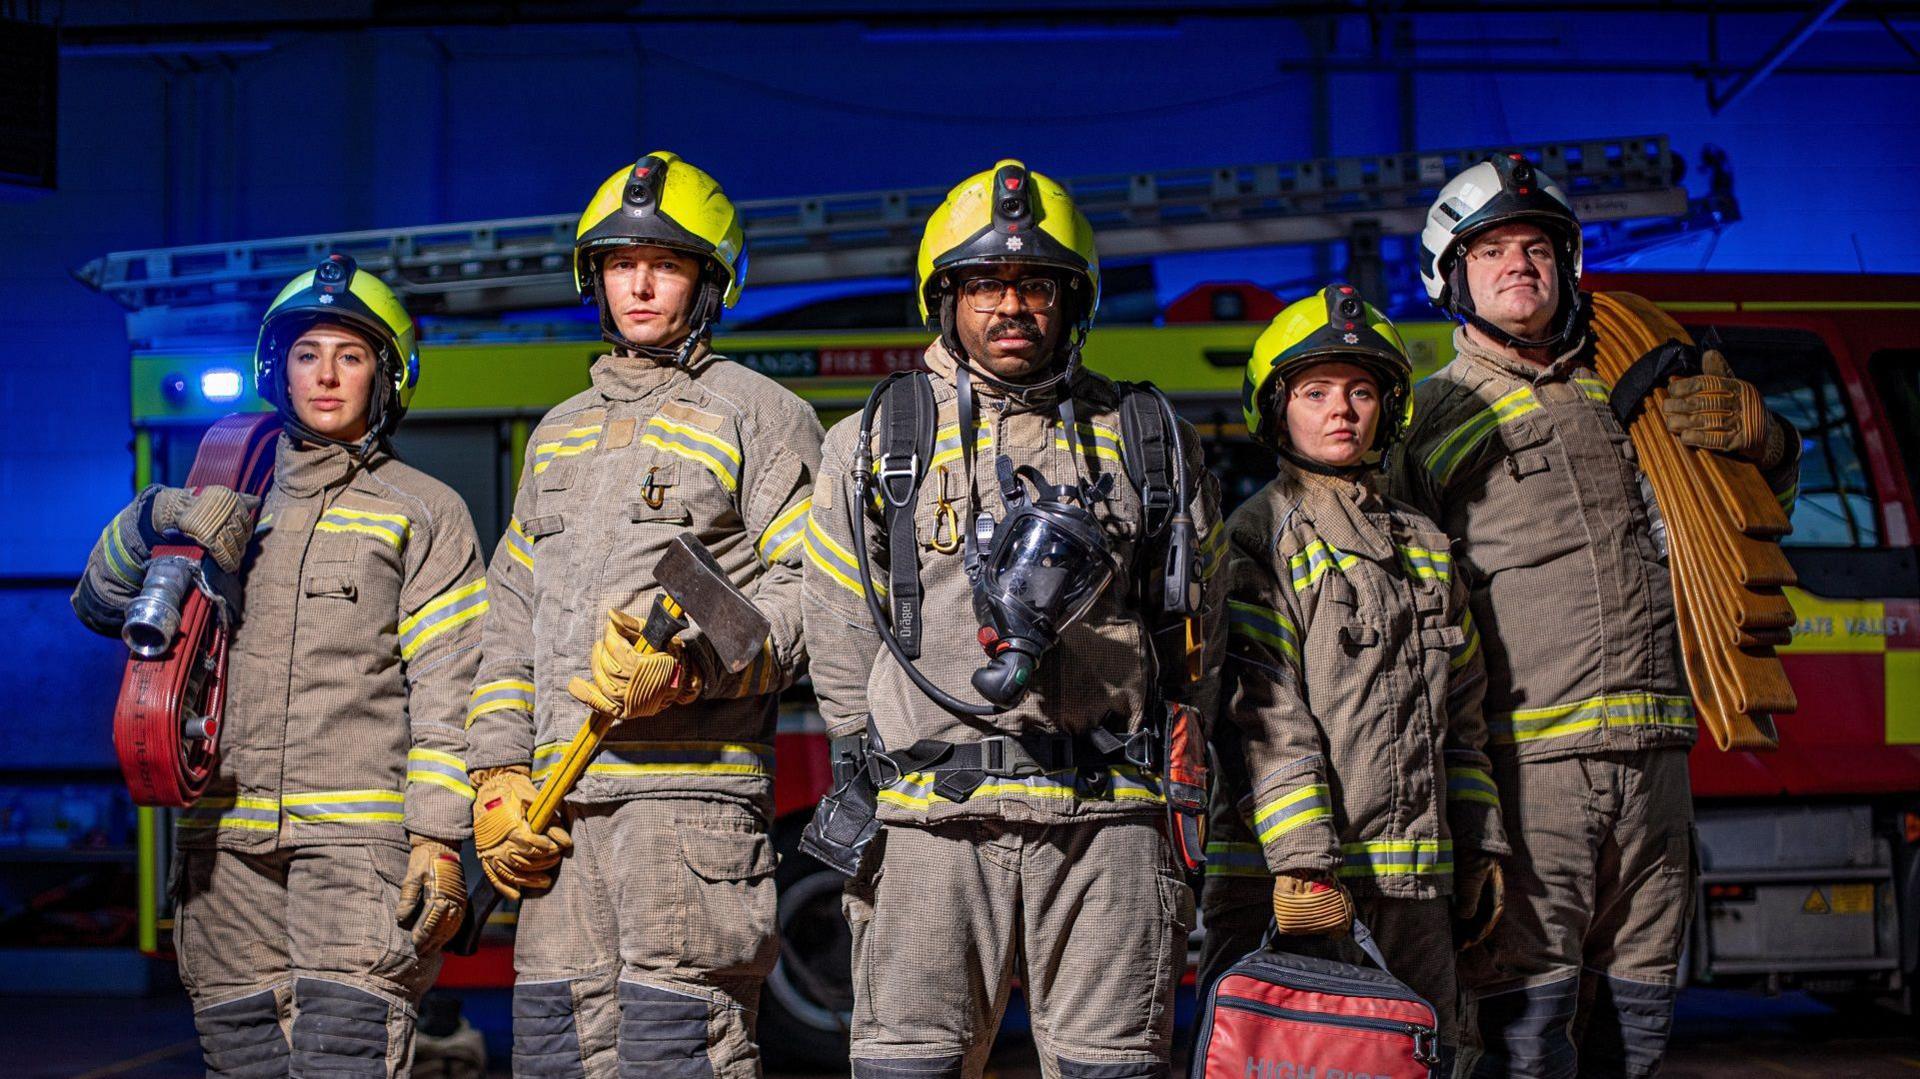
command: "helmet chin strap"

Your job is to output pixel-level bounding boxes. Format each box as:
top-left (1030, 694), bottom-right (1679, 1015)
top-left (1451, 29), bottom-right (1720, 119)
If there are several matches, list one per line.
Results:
top-left (594, 262), bottom-right (717, 369)
top-left (1277, 443), bottom-right (1377, 478)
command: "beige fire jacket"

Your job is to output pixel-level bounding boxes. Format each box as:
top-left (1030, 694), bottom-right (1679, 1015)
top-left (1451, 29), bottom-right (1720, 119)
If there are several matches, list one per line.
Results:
top-left (802, 341), bottom-right (1225, 826)
top-left (1391, 327), bottom-right (1800, 763)
top-left (462, 347), bottom-right (822, 809)
top-left (75, 436), bottom-right (487, 850)
top-left (1207, 462), bottom-right (1506, 900)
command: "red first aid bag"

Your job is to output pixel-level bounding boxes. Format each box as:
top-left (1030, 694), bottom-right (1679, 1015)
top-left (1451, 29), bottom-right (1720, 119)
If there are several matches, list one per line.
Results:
top-left (1191, 921), bottom-right (1441, 1079)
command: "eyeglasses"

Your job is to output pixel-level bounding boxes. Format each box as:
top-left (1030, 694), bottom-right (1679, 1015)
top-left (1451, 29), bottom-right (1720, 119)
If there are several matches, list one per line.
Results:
top-left (959, 276), bottom-right (1060, 313)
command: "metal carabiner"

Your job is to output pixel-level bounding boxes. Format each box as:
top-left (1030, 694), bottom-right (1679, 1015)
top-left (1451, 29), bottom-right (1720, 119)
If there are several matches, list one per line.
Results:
top-left (640, 466), bottom-right (666, 509)
top-left (928, 465), bottom-right (961, 554)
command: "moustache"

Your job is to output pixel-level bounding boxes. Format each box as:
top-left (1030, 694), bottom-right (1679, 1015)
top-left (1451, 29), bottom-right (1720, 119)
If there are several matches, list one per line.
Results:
top-left (987, 316), bottom-right (1042, 341)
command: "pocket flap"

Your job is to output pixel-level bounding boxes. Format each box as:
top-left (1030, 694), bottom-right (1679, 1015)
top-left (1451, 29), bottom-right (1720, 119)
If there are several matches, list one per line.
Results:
top-left (629, 503), bottom-right (693, 525)
top-left (521, 514), bottom-right (565, 540)
top-left (1420, 624), bottom-right (1467, 650)
top-left (303, 575), bottom-right (357, 600)
top-left (679, 825), bottom-right (774, 883)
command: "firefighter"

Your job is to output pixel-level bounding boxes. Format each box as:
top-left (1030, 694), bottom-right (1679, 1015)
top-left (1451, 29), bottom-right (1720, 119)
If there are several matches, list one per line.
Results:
top-left (461, 152), bottom-right (821, 1079)
top-left (800, 160), bottom-right (1224, 1079)
top-left (1197, 285), bottom-right (1506, 1059)
top-left (1398, 155), bottom-right (1803, 1078)
top-left (73, 254), bottom-right (483, 1077)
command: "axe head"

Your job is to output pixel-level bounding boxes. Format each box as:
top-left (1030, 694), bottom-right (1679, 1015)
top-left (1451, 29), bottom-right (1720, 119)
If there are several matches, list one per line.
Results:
top-left (656, 533), bottom-right (771, 674)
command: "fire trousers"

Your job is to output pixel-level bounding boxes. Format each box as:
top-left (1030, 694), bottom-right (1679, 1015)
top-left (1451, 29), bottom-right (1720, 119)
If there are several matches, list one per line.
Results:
top-left (844, 816), bottom-right (1194, 1079)
top-left (1460, 747), bottom-right (1695, 1079)
top-left (509, 796), bottom-right (779, 1079)
top-left (172, 843), bottom-right (439, 1078)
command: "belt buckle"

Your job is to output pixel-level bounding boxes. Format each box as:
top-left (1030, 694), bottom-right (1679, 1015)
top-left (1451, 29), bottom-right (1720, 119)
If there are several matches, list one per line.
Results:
top-left (978, 735), bottom-right (1012, 775)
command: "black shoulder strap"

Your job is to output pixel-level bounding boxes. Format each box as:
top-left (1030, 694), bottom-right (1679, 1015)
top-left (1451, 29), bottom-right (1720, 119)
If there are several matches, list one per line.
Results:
top-left (1608, 338), bottom-right (1699, 425)
top-left (1116, 381), bottom-right (1178, 538)
top-left (876, 371), bottom-right (937, 658)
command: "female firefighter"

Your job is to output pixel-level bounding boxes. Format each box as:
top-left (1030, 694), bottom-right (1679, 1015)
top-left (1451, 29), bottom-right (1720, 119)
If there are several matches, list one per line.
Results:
top-left (73, 254), bottom-right (487, 1078)
top-left (1200, 284), bottom-right (1509, 1062)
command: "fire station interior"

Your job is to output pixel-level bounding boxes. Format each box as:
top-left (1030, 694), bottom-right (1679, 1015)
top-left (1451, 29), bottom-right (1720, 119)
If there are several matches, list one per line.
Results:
top-left (6, 2), bottom-right (1920, 1076)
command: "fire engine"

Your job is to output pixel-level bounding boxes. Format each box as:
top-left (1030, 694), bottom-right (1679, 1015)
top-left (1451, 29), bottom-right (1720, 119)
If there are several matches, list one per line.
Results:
top-left (78, 136), bottom-right (1920, 1064)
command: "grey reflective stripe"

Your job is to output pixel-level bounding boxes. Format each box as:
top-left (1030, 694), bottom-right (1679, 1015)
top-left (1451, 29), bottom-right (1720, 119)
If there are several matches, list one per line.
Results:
top-left (513, 979), bottom-right (588, 1079)
top-left (317, 508), bottom-right (409, 549)
top-left (617, 980), bottom-right (713, 1079)
top-left (397, 578), bottom-right (490, 659)
top-left (1337, 839), bottom-right (1454, 877)
top-left (291, 977), bottom-right (390, 1079)
top-left (179, 796), bottom-right (280, 832)
top-left (1470, 974), bottom-right (1579, 1079)
top-left (1582, 974), bottom-right (1678, 1078)
top-left (532, 740), bottom-right (775, 782)
top-left (532, 426), bottom-right (603, 473)
top-left (194, 989), bottom-right (290, 1079)
top-left (876, 765), bottom-right (1166, 810)
top-left (639, 418), bottom-right (741, 489)
top-left (1202, 841), bottom-right (1268, 879)
top-left (1056, 1057), bottom-right (1167, 1079)
top-left (283, 791), bottom-right (404, 824)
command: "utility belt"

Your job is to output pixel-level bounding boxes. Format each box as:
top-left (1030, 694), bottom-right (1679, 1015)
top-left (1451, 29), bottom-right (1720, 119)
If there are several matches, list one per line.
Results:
top-left (801, 701), bottom-right (1208, 879)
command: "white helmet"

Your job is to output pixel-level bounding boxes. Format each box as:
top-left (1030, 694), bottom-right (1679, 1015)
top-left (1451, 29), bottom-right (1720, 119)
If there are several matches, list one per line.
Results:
top-left (1418, 153), bottom-right (1585, 348)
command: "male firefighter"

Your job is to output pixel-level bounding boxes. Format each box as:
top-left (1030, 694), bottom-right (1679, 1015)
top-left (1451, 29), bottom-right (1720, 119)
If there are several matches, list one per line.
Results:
top-left (1396, 154), bottom-right (1802, 1077)
top-left (75, 255), bottom-right (484, 1077)
top-left (462, 152), bottom-right (822, 1078)
top-left (1199, 286), bottom-right (1506, 1065)
top-left (801, 159), bottom-right (1223, 1079)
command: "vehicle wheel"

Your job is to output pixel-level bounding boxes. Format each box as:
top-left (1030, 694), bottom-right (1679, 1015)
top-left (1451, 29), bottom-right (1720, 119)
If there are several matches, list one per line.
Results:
top-left (760, 820), bottom-right (854, 1071)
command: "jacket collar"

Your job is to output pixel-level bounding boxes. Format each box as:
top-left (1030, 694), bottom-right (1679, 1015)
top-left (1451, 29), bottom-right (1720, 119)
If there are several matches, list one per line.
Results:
top-left (273, 432), bottom-right (363, 496)
top-left (1452, 324), bottom-right (1593, 385)
top-left (921, 339), bottom-right (1117, 413)
top-left (590, 341), bottom-right (708, 402)
top-left (1277, 459), bottom-right (1394, 561)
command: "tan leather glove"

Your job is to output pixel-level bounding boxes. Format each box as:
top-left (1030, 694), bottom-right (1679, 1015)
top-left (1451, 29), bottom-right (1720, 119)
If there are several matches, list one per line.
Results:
top-left (150, 485), bottom-right (260, 573)
top-left (396, 836), bottom-right (466, 955)
top-left (1453, 852), bottom-right (1506, 952)
top-left (1271, 871), bottom-right (1353, 938)
top-left (470, 767), bottom-right (571, 901)
top-left (566, 608), bottom-right (701, 720)
top-left (1662, 350), bottom-right (1785, 466)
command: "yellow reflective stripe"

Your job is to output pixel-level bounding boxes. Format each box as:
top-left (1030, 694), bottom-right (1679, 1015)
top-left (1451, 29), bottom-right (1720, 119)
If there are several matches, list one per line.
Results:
top-left (503, 517), bottom-right (535, 572)
top-left (531, 424), bottom-right (602, 475)
top-left (1447, 765), bottom-right (1500, 807)
top-left (875, 766), bottom-right (1163, 809)
top-left (1573, 377), bottom-right (1611, 403)
top-left (1423, 387), bottom-right (1538, 487)
top-left (1203, 840), bottom-right (1269, 879)
top-left (1776, 481), bottom-right (1799, 512)
top-left (642, 416), bottom-right (741, 492)
top-left (1451, 608), bottom-right (1482, 671)
top-left (100, 518), bottom-right (139, 584)
top-left (924, 422), bottom-right (996, 471)
top-left (758, 498), bottom-right (811, 565)
top-left (803, 513), bottom-right (883, 600)
top-left (1227, 600), bottom-right (1299, 664)
top-left (531, 740), bottom-right (774, 782)
top-left (315, 507), bottom-right (413, 550)
top-left (398, 577), bottom-right (490, 660)
top-left (1488, 692), bottom-right (1695, 744)
top-left (1253, 784), bottom-right (1332, 844)
top-left (467, 678), bottom-right (534, 726)
top-left (283, 789), bottom-right (405, 824)
top-left (1397, 544), bottom-right (1452, 583)
top-left (1052, 421), bottom-right (1124, 462)
top-left (1338, 838), bottom-right (1453, 877)
top-left (406, 746), bottom-right (473, 798)
top-left (1199, 523), bottom-right (1229, 580)
top-left (178, 795), bottom-right (280, 831)
top-left (1288, 540), bottom-right (1357, 593)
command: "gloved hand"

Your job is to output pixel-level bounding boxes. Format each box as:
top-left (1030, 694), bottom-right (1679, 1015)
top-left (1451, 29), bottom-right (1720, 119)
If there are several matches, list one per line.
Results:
top-left (1271, 871), bottom-right (1353, 938)
top-left (149, 485), bottom-right (260, 573)
top-left (470, 767), bottom-right (571, 901)
top-left (396, 835), bottom-right (467, 955)
top-left (1662, 350), bottom-right (1786, 467)
top-left (1453, 852), bottom-right (1505, 952)
top-left (566, 607), bottom-right (702, 720)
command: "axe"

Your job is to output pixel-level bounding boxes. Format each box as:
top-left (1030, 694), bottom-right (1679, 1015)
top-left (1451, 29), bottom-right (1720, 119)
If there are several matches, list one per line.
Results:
top-left (449, 533), bottom-right (771, 955)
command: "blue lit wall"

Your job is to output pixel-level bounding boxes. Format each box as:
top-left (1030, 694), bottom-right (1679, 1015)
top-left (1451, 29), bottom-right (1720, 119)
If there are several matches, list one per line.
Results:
top-left (7, 11), bottom-right (1918, 579)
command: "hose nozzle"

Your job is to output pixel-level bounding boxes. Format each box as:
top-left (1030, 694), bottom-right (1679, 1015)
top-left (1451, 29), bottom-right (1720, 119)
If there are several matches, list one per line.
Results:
top-left (122, 555), bottom-right (198, 658)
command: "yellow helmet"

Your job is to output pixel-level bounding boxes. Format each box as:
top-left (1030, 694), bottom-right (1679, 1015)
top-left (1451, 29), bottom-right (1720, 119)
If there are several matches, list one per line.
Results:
top-left (254, 253), bottom-right (419, 445)
top-left (915, 159), bottom-right (1099, 330)
top-left (575, 151), bottom-right (747, 337)
top-left (1242, 283), bottom-right (1412, 454)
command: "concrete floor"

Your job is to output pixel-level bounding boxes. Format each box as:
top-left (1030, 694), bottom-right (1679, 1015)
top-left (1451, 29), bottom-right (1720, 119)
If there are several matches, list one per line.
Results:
top-left (7, 987), bottom-right (1920, 1079)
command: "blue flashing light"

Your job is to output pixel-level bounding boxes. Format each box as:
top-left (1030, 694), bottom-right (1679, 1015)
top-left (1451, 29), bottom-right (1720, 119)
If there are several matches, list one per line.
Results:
top-left (200, 367), bottom-right (244, 403)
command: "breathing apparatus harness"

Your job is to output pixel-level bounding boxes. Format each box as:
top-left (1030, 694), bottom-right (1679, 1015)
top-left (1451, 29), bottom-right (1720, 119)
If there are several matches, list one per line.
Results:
top-left (802, 343), bottom-right (1211, 878)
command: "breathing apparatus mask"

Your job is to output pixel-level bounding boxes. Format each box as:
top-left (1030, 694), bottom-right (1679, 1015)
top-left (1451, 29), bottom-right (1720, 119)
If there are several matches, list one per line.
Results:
top-left (971, 460), bottom-right (1117, 707)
